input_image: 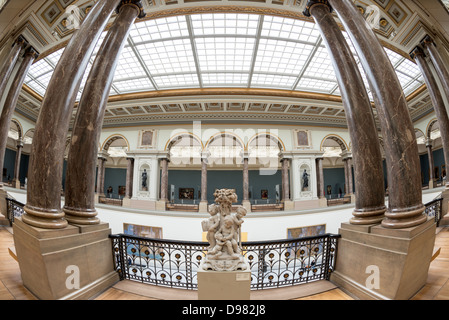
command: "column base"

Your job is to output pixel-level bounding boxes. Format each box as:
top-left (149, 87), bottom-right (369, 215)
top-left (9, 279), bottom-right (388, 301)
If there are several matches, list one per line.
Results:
top-left (197, 261), bottom-right (251, 300)
top-left (283, 200), bottom-right (295, 210)
top-left (12, 179), bottom-right (20, 189)
top-left (318, 197), bottom-right (327, 208)
top-left (330, 218), bottom-right (436, 300)
top-left (241, 200), bottom-right (251, 213)
top-left (199, 200), bottom-right (208, 213)
top-left (428, 180), bottom-right (434, 189)
top-left (12, 218), bottom-right (118, 300)
top-left (156, 199), bottom-right (167, 211)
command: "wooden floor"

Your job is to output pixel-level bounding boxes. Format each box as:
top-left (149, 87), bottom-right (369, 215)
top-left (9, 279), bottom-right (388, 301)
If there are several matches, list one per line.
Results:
top-left (1, 224), bottom-right (449, 300)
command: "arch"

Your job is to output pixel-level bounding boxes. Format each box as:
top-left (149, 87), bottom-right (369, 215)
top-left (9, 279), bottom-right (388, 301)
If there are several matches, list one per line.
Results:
top-left (101, 134), bottom-right (130, 152)
top-left (320, 134), bottom-right (349, 151)
top-left (165, 132), bottom-right (203, 151)
top-left (23, 128), bottom-right (35, 145)
top-left (10, 118), bottom-right (23, 140)
top-left (246, 132), bottom-right (285, 152)
top-left (426, 118), bottom-right (439, 140)
top-left (204, 132), bottom-right (245, 151)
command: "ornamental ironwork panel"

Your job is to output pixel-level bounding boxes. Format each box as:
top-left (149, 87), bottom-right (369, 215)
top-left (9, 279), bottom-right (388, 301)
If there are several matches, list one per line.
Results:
top-left (5, 198), bottom-right (25, 225)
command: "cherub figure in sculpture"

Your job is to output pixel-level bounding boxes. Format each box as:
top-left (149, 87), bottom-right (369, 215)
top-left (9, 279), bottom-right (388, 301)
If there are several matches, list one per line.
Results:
top-left (209, 215), bottom-right (239, 258)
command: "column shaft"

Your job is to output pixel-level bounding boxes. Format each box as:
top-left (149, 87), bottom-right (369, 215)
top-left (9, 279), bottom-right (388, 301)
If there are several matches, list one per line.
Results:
top-left (201, 158), bottom-right (208, 202)
top-left (306, 2), bottom-right (385, 224)
top-left (125, 158), bottom-right (134, 199)
top-left (316, 158), bottom-right (325, 199)
top-left (22, 0), bottom-right (121, 229)
top-left (422, 36), bottom-right (449, 102)
top-left (13, 141), bottom-right (23, 188)
top-left (96, 158), bottom-right (106, 196)
top-left (0, 48), bottom-right (38, 188)
top-left (411, 47), bottom-right (449, 189)
top-left (281, 158), bottom-right (290, 201)
top-left (0, 36), bottom-right (26, 102)
top-left (427, 143), bottom-right (435, 186)
top-left (328, 0), bottom-right (425, 228)
top-left (243, 157), bottom-right (249, 201)
top-left (160, 158), bottom-right (169, 201)
top-left (63, 3), bottom-right (141, 224)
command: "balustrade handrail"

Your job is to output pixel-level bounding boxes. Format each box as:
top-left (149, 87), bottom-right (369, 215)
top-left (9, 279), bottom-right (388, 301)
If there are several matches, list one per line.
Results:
top-left (109, 232), bottom-right (341, 290)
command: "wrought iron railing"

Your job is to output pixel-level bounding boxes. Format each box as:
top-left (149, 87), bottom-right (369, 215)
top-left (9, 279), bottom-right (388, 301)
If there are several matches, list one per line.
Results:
top-left (424, 197), bottom-right (443, 226)
top-left (109, 233), bottom-right (341, 290)
top-left (5, 198), bottom-right (25, 225)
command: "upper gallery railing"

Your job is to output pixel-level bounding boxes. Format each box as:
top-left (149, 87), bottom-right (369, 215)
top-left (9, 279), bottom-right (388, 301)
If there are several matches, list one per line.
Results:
top-left (424, 197), bottom-right (443, 226)
top-left (109, 232), bottom-right (341, 290)
top-left (5, 197), bottom-right (25, 226)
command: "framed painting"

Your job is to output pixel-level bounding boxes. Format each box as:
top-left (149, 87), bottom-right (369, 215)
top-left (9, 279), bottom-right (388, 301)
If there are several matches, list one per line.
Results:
top-left (179, 188), bottom-right (194, 200)
top-left (261, 189), bottom-right (268, 199)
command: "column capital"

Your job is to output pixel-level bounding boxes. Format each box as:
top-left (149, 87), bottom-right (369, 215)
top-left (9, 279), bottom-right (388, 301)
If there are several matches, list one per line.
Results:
top-left (425, 138), bottom-right (433, 148)
top-left (409, 46), bottom-right (425, 60)
top-left (420, 34), bottom-right (435, 47)
top-left (117, 0), bottom-right (146, 19)
top-left (340, 150), bottom-right (352, 160)
top-left (303, 0), bottom-right (332, 17)
top-left (14, 35), bottom-right (28, 48)
top-left (16, 139), bottom-right (24, 148)
top-left (24, 46), bottom-right (39, 60)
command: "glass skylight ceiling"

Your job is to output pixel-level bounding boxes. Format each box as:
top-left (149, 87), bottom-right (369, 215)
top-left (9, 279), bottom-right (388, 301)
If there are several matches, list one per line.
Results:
top-left (24, 13), bottom-right (424, 102)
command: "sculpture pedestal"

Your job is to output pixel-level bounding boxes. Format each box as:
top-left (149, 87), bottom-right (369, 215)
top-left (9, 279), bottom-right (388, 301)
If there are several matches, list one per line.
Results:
top-left (197, 261), bottom-right (251, 300)
top-left (330, 218), bottom-right (435, 300)
top-left (12, 218), bottom-right (119, 300)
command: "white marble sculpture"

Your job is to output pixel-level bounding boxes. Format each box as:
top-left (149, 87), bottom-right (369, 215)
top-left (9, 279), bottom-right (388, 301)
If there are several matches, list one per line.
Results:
top-left (201, 188), bottom-right (248, 271)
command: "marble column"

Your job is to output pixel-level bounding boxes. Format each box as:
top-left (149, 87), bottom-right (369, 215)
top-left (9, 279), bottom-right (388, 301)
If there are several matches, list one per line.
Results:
top-left (12, 140), bottom-right (23, 188)
top-left (125, 158), bottom-right (134, 199)
top-left (305, 1), bottom-right (385, 224)
top-left (328, 0), bottom-right (425, 228)
top-left (96, 157), bottom-right (106, 197)
top-left (242, 156), bottom-right (249, 202)
top-left (421, 35), bottom-right (449, 102)
top-left (160, 158), bottom-right (169, 201)
top-left (426, 140), bottom-right (435, 188)
top-left (0, 36), bottom-right (27, 102)
top-left (0, 47), bottom-right (38, 189)
top-left (201, 157), bottom-right (208, 203)
top-left (411, 46), bottom-right (449, 189)
top-left (21, 0), bottom-right (122, 229)
top-left (63, 1), bottom-right (144, 225)
top-left (316, 157), bottom-right (325, 199)
top-left (281, 158), bottom-right (290, 201)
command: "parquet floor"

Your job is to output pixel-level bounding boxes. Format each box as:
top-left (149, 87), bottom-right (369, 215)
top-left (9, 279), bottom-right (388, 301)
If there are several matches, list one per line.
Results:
top-left (1, 224), bottom-right (448, 300)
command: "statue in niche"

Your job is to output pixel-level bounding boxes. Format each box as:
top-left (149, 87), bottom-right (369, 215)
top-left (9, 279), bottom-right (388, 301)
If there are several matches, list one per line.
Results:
top-left (201, 188), bottom-right (248, 271)
top-left (302, 169), bottom-right (309, 191)
top-left (141, 169), bottom-right (147, 190)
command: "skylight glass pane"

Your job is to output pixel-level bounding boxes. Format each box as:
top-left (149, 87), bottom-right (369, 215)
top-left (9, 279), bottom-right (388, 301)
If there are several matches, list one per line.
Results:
top-left (114, 78), bottom-right (154, 92)
top-left (295, 77), bottom-right (337, 93)
top-left (254, 38), bottom-right (314, 74)
top-left (395, 58), bottom-right (421, 79)
top-left (130, 16), bottom-right (189, 43)
top-left (191, 13), bottom-right (259, 36)
top-left (154, 74), bottom-right (199, 88)
top-left (202, 73), bottom-right (248, 86)
top-left (304, 46), bottom-right (336, 81)
top-left (251, 74), bottom-right (297, 88)
top-left (114, 46), bottom-right (146, 80)
top-left (261, 16), bottom-right (320, 43)
top-left (385, 48), bottom-right (404, 67)
top-left (46, 48), bottom-right (64, 66)
top-left (196, 37), bottom-right (255, 72)
top-left (35, 72), bottom-right (54, 88)
top-left (137, 39), bottom-right (196, 74)
top-left (27, 60), bottom-right (53, 79)
top-left (26, 81), bottom-right (46, 96)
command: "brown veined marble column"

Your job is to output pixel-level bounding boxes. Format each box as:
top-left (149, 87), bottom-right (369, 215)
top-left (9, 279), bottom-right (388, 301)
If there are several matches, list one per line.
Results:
top-left (327, 0), bottom-right (425, 228)
top-left (242, 156), bottom-right (249, 202)
top-left (411, 46), bottom-right (449, 189)
top-left (125, 157), bottom-right (134, 199)
top-left (421, 36), bottom-right (449, 102)
top-left (0, 36), bottom-right (27, 102)
top-left (63, 2), bottom-right (144, 225)
top-left (426, 140), bottom-right (435, 188)
top-left (201, 156), bottom-right (208, 203)
top-left (160, 158), bottom-right (169, 201)
top-left (281, 158), bottom-right (290, 201)
top-left (316, 157), bottom-right (325, 199)
top-left (12, 140), bottom-right (23, 189)
top-left (22, 0), bottom-right (122, 229)
top-left (305, 1), bottom-right (385, 224)
top-left (96, 157), bottom-right (106, 197)
top-left (0, 47), bottom-right (38, 189)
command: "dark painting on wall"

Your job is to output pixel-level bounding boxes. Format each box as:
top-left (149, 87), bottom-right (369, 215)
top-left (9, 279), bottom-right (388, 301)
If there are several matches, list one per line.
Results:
top-left (261, 189), bottom-right (268, 199)
top-left (179, 188), bottom-right (194, 200)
